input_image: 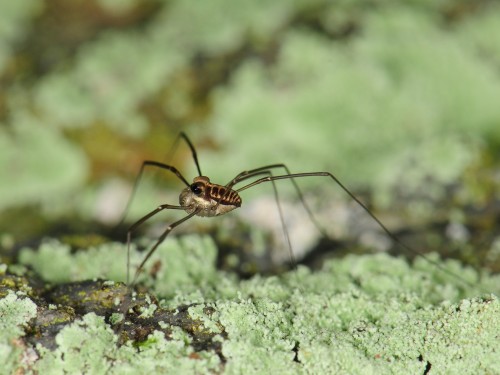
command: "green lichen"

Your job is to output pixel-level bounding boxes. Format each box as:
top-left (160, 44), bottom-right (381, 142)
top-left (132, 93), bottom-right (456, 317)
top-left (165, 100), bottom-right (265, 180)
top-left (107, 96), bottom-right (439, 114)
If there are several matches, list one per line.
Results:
top-left (0, 0), bottom-right (42, 72)
top-left (18, 235), bottom-right (218, 293)
top-left (34, 29), bottom-right (185, 137)
top-left (19, 240), bottom-right (127, 284)
top-left (33, 314), bottom-right (222, 374)
top-left (0, 291), bottom-right (37, 374)
top-left (34, 313), bottom-right (118, 374)
top-left (0, 291), bottom-right (37, 340)
top-left (459, 11), bottom-right (500, 71)
top-left (202, 5), bottom-right (500, 209)
top-left (0, 115), bottom-right (89, 211)
top-left (5, 236), bottom-right (500, 373)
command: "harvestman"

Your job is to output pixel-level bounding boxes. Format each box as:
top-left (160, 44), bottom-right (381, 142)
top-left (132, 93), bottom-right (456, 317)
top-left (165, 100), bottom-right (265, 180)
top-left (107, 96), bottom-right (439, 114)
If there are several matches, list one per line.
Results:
top-left (124, 132), bottom-right (473, 289)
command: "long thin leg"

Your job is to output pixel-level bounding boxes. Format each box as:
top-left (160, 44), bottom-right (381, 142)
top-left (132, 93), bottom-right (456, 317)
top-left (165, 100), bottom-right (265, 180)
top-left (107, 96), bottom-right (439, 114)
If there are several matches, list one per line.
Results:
top-left (165, 132), bottom-right (203, 177)
top-left (118, 161), bottom-right (191, 229)
top-left (130, 209), bottom-right (199, 287)
top-left (126, 204), bottom-right (186, 284)
top-left (261, 171), bottom-right (296, 269)
top-left (224, 169), bottom-right (297, 269)
top-left (225, 164), bottom-right (328, 239)
top-left (118, 207), bottom-right (198, 336)
top-left (216, 165), bottom-right (325, 267)
top-left (237, 172), bottom-right (475, 288)
top-left (225, 164), bottom-right (293, 188)
top-left (119, 132), bottom-right (202, 228)
top-left (212, 169), bottom-right (276, 212)
top-left (179, 132), bottom-right (203, 176)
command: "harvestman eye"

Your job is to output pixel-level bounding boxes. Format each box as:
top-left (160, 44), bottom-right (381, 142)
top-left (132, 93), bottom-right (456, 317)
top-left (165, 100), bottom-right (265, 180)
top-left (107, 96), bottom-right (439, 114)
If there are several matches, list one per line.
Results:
top-left (190, 184), bottom-right (203, 195)
top-left (120, 132), bottom-right (475, 291)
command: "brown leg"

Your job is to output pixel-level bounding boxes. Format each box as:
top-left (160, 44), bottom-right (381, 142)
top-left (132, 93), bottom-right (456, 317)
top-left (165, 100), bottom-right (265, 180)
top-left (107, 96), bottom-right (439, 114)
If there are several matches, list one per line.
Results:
top-left (126, 204), bottom-right (185, 284)
top-left (129, 209), bottom-right (199, 287)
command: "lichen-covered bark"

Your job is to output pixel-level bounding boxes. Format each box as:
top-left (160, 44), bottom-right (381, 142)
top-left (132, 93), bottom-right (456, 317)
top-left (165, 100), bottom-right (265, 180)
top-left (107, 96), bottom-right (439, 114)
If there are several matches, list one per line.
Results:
top-left (1, 237), bottom-right (499, 374)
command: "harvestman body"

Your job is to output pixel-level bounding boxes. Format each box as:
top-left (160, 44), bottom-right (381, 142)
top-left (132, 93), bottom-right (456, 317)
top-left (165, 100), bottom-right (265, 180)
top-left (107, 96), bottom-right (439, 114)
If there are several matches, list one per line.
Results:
top-left (180, 176), bottom-right (242, 217)
top-left (124, 132), bottom-right (473, 290)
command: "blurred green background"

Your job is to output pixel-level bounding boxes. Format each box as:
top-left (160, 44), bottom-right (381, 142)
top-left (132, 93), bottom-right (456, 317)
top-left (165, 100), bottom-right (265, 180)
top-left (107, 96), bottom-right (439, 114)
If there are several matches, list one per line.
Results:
top-left (1, 0), bottom-right (499, 273)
